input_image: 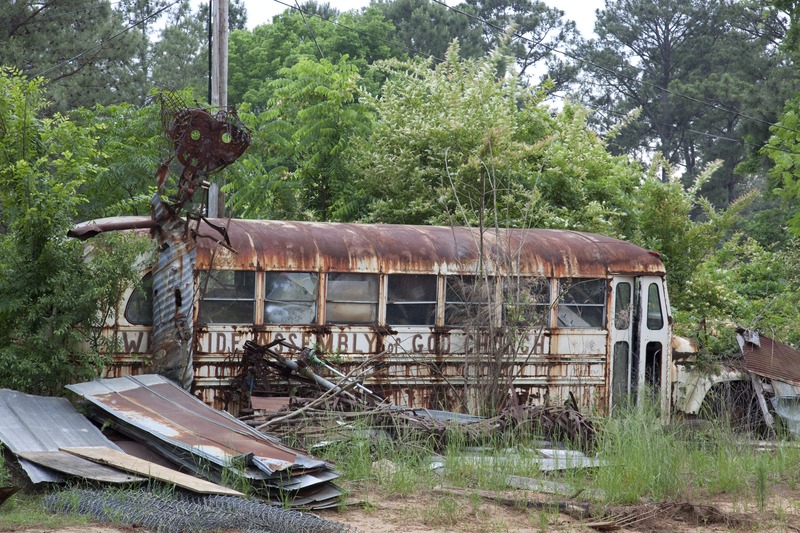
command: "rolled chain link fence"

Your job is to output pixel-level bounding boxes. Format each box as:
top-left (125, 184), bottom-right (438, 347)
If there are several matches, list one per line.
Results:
top-left (44, 488), bottom-right (358, 533)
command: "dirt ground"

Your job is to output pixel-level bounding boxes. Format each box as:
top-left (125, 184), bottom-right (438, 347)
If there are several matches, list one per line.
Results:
top-left (7, 485), bottom-right (800, 533)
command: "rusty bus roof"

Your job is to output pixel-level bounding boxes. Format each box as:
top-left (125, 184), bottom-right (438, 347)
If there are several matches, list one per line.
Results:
top-left (71, 217), bottom-right (665, 277)
top-left (200, 219), bottom-right (665, 277)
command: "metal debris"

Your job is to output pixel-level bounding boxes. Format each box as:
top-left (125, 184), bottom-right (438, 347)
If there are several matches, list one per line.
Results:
top-left (66, 375), bottom-right (342, 509)
top-left (45, 488), bottom-right (356, 533)
top-left (236, 340), bottom-right (597, 453)
top-left (0, 389), bottom-right (142, 484)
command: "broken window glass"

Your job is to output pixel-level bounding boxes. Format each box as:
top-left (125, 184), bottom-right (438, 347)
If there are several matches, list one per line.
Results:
top-left (557, 278), bottom-right (606, 328)
top-left (326, 273), bottom-right (378, 324)
top-left (445, 276), bottom-right (494, 326)
top-left (197, 270), bottom-right (255, 324)
top-left (387, 274), bottom-right (437, 326)
top-left (502, 277), bottom-right (550, 328)
top-left (614, 282), bottom-right (632, 330)
top-left (264, 272), bottom-right (319, 325)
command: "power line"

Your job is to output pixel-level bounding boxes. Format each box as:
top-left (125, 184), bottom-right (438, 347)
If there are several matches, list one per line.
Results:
top-left (34, 0), bottom-right (183, 79)
top-left (548, 89), bottom-right (800, 158)
top-left (428, 0), bottom-right (800, 138)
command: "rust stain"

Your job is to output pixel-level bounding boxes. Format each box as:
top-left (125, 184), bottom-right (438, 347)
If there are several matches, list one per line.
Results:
top-left (194, 221), bottom-right (666, 277)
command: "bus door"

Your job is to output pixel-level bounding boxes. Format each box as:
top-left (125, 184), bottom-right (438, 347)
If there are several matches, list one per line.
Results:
top-left (636, 276), bottom-right (671, 415)
top-left (610, 277), bottom-right (635, 410)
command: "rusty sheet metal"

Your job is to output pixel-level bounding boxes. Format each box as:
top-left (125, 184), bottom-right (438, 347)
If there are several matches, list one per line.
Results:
top-left (67, 216), bottom-right (157, 241)
top-left (738, 329), bottom-right (800, 385)
top-left (193, 219), bottom-right (666, 277)
top-left (0, 390), bottom-right (140, 484)
top-left (149, 195), bottom-right (196, 388)
top-left (66, 375), bottom-right (341, 508)
top-left (70, 217), bottom-right (664, 276)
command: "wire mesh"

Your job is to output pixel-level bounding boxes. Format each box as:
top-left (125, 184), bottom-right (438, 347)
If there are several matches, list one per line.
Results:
top-left (44, 487), bottom-right (357, 533)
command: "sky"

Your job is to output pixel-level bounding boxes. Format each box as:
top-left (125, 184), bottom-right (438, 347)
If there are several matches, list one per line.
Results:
top-left (237, 0), bottom-right (603, 37)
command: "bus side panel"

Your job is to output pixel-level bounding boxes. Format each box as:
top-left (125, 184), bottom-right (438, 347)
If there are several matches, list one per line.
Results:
top-left (192, 324), bottom-right (609, 414)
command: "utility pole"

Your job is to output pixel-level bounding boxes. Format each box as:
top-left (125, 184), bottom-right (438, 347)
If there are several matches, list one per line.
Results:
top-left (208, 0), bottom-right (228, 218)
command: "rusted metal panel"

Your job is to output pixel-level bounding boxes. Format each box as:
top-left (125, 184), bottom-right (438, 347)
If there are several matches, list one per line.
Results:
top-left (66, 375), bottom-right (342, 507)
top-left (191, 219), bottom-right (666, 277)
top-left (738, 329), bottom-right (800, 385)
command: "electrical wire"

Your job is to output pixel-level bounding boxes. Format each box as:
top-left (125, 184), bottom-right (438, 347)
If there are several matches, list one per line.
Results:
top-left (34, 0), bottom-right (183, 79)
top-left (268, 0), bottom-right (800, 157)
top-left (428, 0), bottom-right (800, 138)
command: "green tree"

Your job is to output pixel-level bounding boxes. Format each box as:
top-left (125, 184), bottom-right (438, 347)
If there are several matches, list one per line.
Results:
top-left (347, 43), bottom-right (641, 233)
top-left (150, 0), bottom-right (248, 97)
top-left (579, 0), bottom-right (793, 208)
top-left (226, 57), bottom-right (372, 220)
top-left (764, 92), bottom-right (800, 235)
top-left (228, 4), bottom-right (401, 109)
top-left (0, 68), bottom-right (145, 394)
top-left (374, 0), bottom-right (484, 60)
top-left (0, 0), bottom-right (151, 112)
top-left (464, 0), bottom-right (582, 87)
top-left (70, 101), bottom-right (166, 219)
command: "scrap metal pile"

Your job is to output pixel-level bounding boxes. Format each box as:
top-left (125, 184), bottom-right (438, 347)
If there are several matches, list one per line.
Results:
top-left (66, 375), bottom-right (343, 509)
top-left (234, 340), bottom-right (597, 453)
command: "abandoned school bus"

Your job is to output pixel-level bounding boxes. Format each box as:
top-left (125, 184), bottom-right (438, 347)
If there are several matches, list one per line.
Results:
top-left (75, 216), bottom-right (673, 416)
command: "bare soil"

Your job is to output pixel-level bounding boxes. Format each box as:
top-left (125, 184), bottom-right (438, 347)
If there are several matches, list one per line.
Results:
top-left (6, 484), bottom-right (800, 532)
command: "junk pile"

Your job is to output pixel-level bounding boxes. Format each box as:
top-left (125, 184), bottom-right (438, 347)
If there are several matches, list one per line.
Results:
top-left (234, 339), bottom-right (597, 453)
top-left (675, 328), bottom-right (800, 436)
top-left (66, 374), bottom-right (342, 509)
top-left (0, 377), bottom-right (344, 513)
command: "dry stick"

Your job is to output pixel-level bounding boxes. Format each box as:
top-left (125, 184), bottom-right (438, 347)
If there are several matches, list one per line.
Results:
top-left (255, 351), bottom-right (388, 431)
top-left (255, 380), bottom-right (359, 431)
top-left (434, 486), bottom-right (591, 520)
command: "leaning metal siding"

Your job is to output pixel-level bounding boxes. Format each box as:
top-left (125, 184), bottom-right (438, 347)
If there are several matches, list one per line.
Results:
top-left (0, 390), bottom-right (130, 483)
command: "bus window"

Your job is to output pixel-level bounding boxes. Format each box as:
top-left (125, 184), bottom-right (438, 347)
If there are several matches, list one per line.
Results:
top-left (645, 341), bottom-right (662, 389)
top-left (612, 340), bottom-right (630, 407)
top-left (264, 272), bottom-right (319, 325)
top-left (557, 278), bottom-right (606, 328)
top-left (326, 273), bottom-right (378, 324)
top-left (503, 277), bottom-right (550, 328)
top-left (197, 270), bottom-right (255, 324)
top-left (125, 272), bottom-right (153, 325)
top-left (445, 276), bottom-right (494, 326)
top-left (646, 282), bottom-right (664, 330)
top-left (386, 274), bottom-right (437, 326)
top-left (614, 282), bottom-right (632, 330)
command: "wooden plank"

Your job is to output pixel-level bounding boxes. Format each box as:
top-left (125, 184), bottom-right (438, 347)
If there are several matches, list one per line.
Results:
top-left (60, 446), bottom-right (244, 496)
top-left (750, 373), bottom-right (775, 428)
top-left (17, 451), bottom-right (144, 484)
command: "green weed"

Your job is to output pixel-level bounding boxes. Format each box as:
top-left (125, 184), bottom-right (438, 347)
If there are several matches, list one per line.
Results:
top-left (0, 494), bottom-right (90, 530)
top-left (593, 399), bottom-right (687, 503)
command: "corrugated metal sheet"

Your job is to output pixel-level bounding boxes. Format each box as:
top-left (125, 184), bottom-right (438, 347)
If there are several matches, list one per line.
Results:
top-left (739, 330), bottom-right (800, 385)
top-left (0, 390), bottom-right (139, 484)
top-left (66, 375), bottom-right (341, 508)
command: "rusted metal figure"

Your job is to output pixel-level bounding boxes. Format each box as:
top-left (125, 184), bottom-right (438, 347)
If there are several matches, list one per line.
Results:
top-left (69, 92), bottom-right (250, 388)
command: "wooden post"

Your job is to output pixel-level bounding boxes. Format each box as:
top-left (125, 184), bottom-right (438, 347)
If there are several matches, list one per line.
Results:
top-left (208, 0), bottom-right (228, 218)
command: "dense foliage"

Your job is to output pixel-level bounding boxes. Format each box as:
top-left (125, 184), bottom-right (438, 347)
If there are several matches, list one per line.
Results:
top-left (1, 0), bottom-right (800, 389)
top-left (0, 69), bottom-right (147, 394)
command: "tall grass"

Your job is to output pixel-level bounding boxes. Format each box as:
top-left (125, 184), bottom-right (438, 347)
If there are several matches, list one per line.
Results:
top-left (593, 399), bottom-right (687, 503)
top-left (316, 398), bottom-right (800, 514)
